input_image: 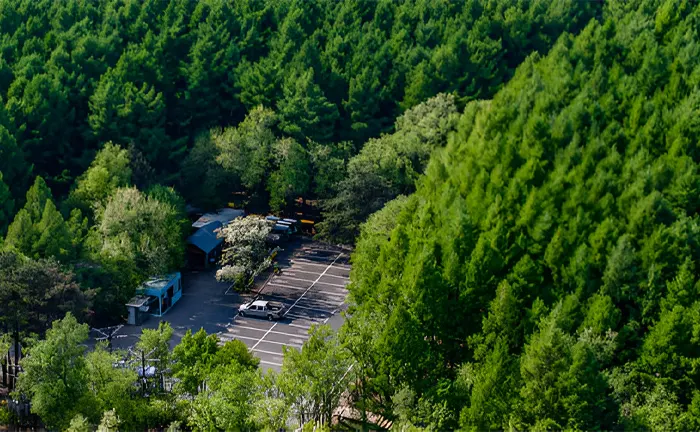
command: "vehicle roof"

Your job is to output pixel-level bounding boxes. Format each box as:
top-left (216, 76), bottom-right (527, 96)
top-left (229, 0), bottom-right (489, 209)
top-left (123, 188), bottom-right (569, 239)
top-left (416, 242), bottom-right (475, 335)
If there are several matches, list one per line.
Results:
top-left (251, 300), bottom-right (269, 307)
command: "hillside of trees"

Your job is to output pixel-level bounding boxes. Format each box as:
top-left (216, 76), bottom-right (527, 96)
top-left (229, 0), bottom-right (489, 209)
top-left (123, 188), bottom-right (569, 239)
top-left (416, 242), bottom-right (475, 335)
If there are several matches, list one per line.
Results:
top-left (0, 0), bottom-right (600, 227)
top-left (4, 0), bottom-right (700, 429)
top-left (346, 0), bottom-right (700, 429)
top-left (0, 0), bottom-right (600, 326)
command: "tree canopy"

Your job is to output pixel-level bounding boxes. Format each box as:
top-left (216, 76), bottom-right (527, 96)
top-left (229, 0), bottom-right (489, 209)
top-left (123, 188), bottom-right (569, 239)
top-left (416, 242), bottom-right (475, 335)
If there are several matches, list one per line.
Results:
top-left (9, 0), bottom-right (700, 430)
top-left (343, 0), bottom-right (700, 428)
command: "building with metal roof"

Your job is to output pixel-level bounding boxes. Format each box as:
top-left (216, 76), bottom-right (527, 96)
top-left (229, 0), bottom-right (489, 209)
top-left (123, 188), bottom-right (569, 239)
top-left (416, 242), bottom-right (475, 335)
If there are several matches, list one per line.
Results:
top-left (186, 221), bottom-right (224, 268)
top-left (192, 208), bottom-right (244, 229)
top-left (126, 272), bottom-right (182, 322)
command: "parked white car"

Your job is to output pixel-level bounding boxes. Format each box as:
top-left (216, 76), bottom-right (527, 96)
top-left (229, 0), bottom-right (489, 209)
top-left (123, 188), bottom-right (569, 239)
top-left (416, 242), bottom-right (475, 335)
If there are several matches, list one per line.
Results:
top-left (238, 300), bottom-right (285, 320)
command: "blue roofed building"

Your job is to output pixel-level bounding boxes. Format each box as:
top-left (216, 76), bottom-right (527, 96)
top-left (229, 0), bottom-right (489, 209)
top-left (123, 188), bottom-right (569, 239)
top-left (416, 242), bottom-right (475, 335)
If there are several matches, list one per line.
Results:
top-left (186, 221), bottom-right (224, 268)
top-left (126, 272), bottom-right (183, 324)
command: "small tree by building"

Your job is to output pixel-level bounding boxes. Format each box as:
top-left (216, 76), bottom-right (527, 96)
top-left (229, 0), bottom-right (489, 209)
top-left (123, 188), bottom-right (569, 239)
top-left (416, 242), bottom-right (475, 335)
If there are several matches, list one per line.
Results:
top-left (216, 216), bottom-right (271, 290)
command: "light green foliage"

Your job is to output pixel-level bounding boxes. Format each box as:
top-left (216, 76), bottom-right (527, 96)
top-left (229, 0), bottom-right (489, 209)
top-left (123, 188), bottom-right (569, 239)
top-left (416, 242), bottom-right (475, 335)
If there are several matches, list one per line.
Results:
top-left (343, 1), bottom-right (700, 429)
top-left (172, 328), bottom-right (221, 396)
top-left (16, 313), bottom-right (90, 431)
top-left (269, 138), bottom-right (311, 212)
top-left (188, 363), bottom-right (261, 431)
top-left (85, 345), bottom-right (139, 428)
top-left (66, 414), bottom-right (91, 432)
top-left (166, 421), bottom-right (182, 432)
top-left (250, 373), bottom-right (290, 431)
top-left (172, 331), bottom-right (261, 428)
top-left (215, 339), bottom-right (260, 371)
top-left (97, 409), bottom-right (120, 432)
top-left (278, 325), bottom-right (352, 426)
top-left (66, 208), bottom-right (89, 258)
top-left (318, 94), bottom-right (459, 243)
top-left (136, 321), bottom-right (174, 381)
top-left (91, 187), bottom-right (185, 278)
top-left (216, 215), bottom-right (272, 287)
top-left (214, 106), bottom-right (278, 195)
top-left (69, 143), bottom-right (132, 213)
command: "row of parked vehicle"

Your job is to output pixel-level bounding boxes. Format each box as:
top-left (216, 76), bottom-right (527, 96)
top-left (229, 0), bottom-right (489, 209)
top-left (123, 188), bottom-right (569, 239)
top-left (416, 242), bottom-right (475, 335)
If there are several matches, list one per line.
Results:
top-left (265, 216), bottom-right (301, 244)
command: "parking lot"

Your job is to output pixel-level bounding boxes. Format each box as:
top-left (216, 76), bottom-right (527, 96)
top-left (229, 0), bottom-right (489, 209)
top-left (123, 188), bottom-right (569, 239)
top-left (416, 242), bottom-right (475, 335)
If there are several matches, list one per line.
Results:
top-left (218, 242), bottom-right (351, 370)
top-left (93, 239), bottom-right (351, 372)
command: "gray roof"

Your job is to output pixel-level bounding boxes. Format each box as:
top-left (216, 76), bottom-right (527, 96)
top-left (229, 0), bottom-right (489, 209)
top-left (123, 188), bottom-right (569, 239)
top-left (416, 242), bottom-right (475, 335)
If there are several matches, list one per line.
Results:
top-left (187, 221), bottom-right (224, 254)
top-left (192, 208), bottom-right (245, 228)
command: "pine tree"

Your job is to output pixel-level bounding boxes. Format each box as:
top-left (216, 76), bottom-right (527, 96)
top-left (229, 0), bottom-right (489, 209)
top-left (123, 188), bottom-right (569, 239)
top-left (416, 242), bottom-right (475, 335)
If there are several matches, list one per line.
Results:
top-left (0, 172), bottom-right (14, 235)
top-left (278, 68), bottom-right (339, 143)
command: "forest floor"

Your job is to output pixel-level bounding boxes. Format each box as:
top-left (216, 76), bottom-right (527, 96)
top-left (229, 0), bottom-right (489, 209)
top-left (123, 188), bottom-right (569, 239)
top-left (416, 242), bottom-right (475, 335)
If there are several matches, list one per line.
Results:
top-left (98, 238), bottom-right (351, 371)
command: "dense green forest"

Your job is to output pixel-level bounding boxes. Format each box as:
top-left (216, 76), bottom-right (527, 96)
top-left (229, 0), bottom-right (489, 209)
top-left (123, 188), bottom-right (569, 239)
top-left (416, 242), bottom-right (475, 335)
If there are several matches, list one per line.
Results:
top-left (0, 0), bottom-right (599, 225)
top-left (346, 0), bottom-right (700, 429)
top-left (3, 0), bottom-right (700, 430)
top-left (0, 0), bottom-right (599, 325)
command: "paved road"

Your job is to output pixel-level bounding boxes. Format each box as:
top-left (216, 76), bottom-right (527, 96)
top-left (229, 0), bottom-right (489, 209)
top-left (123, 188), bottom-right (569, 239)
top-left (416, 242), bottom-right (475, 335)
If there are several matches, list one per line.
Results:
top-left (98, 239), bottom-right (351, 372)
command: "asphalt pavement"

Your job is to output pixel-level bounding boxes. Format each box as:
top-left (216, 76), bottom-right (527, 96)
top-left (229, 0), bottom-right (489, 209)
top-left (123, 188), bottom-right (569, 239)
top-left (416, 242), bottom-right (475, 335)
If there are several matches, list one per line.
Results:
top-left (218, 241), bottom-right (351, 370)
top-left (95, 238), bottom-right (351, 372)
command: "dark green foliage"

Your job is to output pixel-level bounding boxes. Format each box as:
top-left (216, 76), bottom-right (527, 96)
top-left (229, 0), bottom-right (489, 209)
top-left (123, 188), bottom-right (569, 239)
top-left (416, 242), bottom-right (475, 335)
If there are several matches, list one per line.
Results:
top-left (0, 172), bottom-right (14, 235)
top-left (318, 93), bottom-right (459, 243)
top-left (0, 250), bottom-right (90, 341)
top-left (0, 0), bottom-right (598, 207)
top-left (343, 1), bottom-right (700, 429)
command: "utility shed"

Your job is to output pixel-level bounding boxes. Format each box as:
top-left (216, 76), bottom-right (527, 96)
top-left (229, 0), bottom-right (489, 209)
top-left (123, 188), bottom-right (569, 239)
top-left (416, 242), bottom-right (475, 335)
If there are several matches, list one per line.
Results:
top-left (134, 273), bottom-right (182, 317)
top-left (125, 295), bottom-right (150, 325)
top-left (192, 208), bottom-right (244, 229)
top-left (186, 221), bottom-right (223, 268)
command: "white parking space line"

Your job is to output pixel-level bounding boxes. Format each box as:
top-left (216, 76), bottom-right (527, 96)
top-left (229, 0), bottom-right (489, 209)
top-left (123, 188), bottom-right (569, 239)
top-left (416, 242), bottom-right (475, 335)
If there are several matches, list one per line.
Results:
top-left (282, 253), bottom-right (343, 317)
top-left (267, 282), bottom-right (346, 298)
top-left (288, 304), bottom-right (333, 314)
top-left (313, 280), bottom-right (348, 289)
top-left (290, 269), bottom-right (349, 280)
top-left (277, 275), bottom-right (347, 289)
top-left (285, 312), bottom-right (325, 322)
top-left (233, 319), bottom-right (271, 328)
top-left (253, 252), bottom-right (343, 351)
top-left (323, 309), bottom-right (339, 324)
top-left (226, 334), bottom-right (301, 346)
top-left (317, 272), bottom-right (350, 281)
top-left (276, 276), bottom-right (316, 284)
top-left (268, 282), bottom-right (307, 291)
top-left (296, 298), bottom-right (345, 308)
top-left (251, 324), bottom-right (279, 351)
top-left (287, 323), bottom-right (311, 330)
top-left (254, 348), bottom-right (288, 357)
top-left (260, 360), bottom-right (283, 367)
top-left (262, 294), bottom-right (341, 311)
top-left (229, 325), bottom-right (310, 338)
top-left (291, 259), bottom-right (350, 269)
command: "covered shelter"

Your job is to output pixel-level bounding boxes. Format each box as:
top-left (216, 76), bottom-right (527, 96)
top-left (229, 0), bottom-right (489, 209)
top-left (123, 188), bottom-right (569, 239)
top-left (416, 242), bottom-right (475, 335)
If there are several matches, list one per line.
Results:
top-left (186, 221), bottom-right (223, 268)
top-left (132, 273), bottom-right (183, 318)
top-left (192, 208), bottom-right (245, 229)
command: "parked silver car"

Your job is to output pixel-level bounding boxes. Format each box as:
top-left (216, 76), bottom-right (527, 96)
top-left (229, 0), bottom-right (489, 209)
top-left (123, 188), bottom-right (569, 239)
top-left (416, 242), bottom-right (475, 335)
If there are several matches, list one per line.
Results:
top-left (238, 300), bottom-right (285, 320)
